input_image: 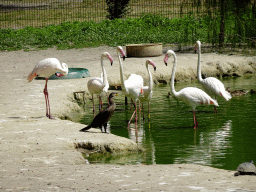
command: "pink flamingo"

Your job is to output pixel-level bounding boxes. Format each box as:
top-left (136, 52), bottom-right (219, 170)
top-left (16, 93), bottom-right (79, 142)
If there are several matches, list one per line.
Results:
top-left (27, 58), bottom-right (68, 119)
top-left (139, 59), bottom-right (156, 121)
top-left (87, 52), bottom-right (113, 116)
top-left (164, 50), bottom-right (218, 129)
top-left (117, 46), bottom-right (144, 127)
top-left (196, 40), bottom-right (231, 112)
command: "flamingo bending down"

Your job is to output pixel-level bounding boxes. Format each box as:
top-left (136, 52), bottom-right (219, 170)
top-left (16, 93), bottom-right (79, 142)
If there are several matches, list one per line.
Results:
top-left (196, 40), bottom-right (231, 112)
top-left (87, 52), bottom-right (113, 116)
top-left (117, 46), bottom-right (144, 126)
top-left (164, 50), bottom-right (218, 129)
top-left (27, 58), bottom-right (68, 119)
top-left (139, 59), bottom-right (156, 121)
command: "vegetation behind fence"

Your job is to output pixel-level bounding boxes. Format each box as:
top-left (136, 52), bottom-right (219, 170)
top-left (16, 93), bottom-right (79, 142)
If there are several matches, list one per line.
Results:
top-left (0, 0), bottom-right (256, 49)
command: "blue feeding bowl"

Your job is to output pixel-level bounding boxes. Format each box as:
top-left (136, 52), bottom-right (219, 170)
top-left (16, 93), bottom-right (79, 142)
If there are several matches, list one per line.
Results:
top-left (35, 68), bottom-right (90, 80)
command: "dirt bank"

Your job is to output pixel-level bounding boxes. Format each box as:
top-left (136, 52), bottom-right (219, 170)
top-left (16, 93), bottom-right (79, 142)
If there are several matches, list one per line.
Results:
top-left (0, 46), bottom-right (256, 191)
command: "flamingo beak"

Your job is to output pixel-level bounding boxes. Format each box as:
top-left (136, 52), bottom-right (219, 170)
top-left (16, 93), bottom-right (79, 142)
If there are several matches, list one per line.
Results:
top-left (154, 67), bottom-right (156, 71)
top-left (108, 55), bottom-right (114, 66)
top-left (55, 73), bottom-right (64, 77)
top-left (120, 49), bottom-right (126, 61)
top-left (164, 54), bottom-right (169, 66)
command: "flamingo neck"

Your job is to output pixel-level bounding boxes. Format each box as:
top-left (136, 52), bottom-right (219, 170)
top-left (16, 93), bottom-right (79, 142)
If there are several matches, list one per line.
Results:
top-left (146, 64), bottom-right (153, 91)
top-left (197, 42), bottom-right (203, 82)
top-left (117, 51), bottom-right (127, 93)
top-left (101, 55), bottom-right (107, 87)
top-left (170, 54), bottom-right (178, 97)
top-left (59, 63), bottom-right (68, 76)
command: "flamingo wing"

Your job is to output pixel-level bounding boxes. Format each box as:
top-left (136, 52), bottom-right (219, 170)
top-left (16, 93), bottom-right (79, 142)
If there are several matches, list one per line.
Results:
top-left (202, 77), bottom-right (231, 100)
top-left (178, 87), bottom-right (219, 109)
top-left (87, 77), bottom-right (105, 94)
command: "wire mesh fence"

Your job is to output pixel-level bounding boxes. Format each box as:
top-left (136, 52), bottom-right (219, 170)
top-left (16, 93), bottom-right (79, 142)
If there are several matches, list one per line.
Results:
top-left (0, 0), bottom-right (255, 48)
top-left (0, 0), bottom-right (209, 29)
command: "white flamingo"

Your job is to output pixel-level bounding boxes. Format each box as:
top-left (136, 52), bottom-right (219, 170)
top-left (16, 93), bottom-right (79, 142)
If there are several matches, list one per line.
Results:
top-left (196, 40), bottom-right (231, 112)
top-left (164, 50), bottom-right (219, 129)
top-left (87, 52), bottom-right (113, 116)
top-left (27, 58), bottom-right (68, 119)
top-left (117, 46), bottom-right (144, 126)
top-left (139, 59), bottom-right (156, 121)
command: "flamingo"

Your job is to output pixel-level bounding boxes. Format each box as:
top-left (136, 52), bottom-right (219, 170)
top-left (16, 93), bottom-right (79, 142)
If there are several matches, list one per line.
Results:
top-left (164, 50), bottom-right (219, 129)
top-left (27, 58), bottom-right (68, 119)
top-left (139, 59), bottom-right (156, 121)
top-left (87, 52), bottom-right (113, 116)
top-left (117, 46), bottom-right (144, 126)
top-left (196, 40), bottom-right (231, 112)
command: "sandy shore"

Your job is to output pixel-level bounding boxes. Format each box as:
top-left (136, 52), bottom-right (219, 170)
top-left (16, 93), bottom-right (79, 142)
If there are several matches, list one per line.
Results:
top-left (0, 46), bottom-right (256, 191)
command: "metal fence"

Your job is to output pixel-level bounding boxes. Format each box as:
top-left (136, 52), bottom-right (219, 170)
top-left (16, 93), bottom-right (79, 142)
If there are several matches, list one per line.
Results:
top-left (0, 0), bottom-right (207, 29)
top-left (0, 0), bottom-right (255, 48)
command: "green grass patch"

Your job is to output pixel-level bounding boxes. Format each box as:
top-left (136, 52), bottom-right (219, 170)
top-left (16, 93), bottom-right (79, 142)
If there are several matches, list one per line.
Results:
top-left (0, 14), bottom-right (212, 51)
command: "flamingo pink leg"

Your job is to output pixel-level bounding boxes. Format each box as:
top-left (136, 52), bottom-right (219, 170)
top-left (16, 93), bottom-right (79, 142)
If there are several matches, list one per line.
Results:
top-left (128, 102), bottom-right (138, 127)
top-left (193, 110), bottom-right (198, 129)
top-left (43, 78), bottom-right (53, 119)
top-left (92, 95), bottom-right (95, 117)
top-left (99, 96), bottom-right (102, 111)
top-left (214, 106), bottom-right (218, 113)
top-left (148, 101), bottom-right (150, 121)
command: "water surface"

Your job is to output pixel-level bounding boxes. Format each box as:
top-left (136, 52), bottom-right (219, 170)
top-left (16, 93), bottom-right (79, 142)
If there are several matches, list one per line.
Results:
top-left (78, 75), bottom-right (256, 170)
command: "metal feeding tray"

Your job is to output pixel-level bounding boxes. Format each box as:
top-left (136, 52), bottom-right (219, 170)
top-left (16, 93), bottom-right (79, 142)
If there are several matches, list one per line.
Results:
top-left (35, 68), bottom-right (90, 80)
top-left (126, 43), bottom-right (163, 57)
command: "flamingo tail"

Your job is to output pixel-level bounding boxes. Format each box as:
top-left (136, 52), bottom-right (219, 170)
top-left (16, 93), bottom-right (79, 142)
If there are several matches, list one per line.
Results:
top-left (221, 91), bottom-right (232, 101)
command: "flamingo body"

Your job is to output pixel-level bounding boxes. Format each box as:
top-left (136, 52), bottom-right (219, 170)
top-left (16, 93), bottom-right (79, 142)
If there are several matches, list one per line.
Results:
top-left (196, 40), bottom-right (231, 105)
top-left (117, 46), bottom-right (143, 126)
top-left (164, 50), bottom-right (218, 128)
top-left (175, 87), bottom-right (218, 110)
top-left (27, 58), bottom-right (68, 119)
top-left (27, 58), bottom-right (68, 81)
top-left (139, 59), bottom-right (156, 120)
top-left (87, 52), bottom-right (113, 115)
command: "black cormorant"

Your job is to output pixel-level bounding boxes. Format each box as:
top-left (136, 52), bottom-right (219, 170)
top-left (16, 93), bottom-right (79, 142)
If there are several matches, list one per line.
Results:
top-left (79, 92), bottom-right (118, 133)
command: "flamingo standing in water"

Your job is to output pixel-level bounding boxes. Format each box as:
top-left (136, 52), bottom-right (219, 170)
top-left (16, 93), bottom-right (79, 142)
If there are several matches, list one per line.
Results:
top-left (164, 50), bottom-right (218, 129)
top-left (196, 40), bottom-right (231, 112)
top-left (27, 58), bottom-right (68, 119)
top-left (139, 59), bottom-right (156, 121)
top-left (117, 46), bottom-right (144, 126)
top-left (87, 52), bottom-right (113, 116)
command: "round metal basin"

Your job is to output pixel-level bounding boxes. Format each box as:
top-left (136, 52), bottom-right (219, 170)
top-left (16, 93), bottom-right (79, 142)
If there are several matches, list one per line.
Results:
top-left (126, 43), bottom-right (163, 57)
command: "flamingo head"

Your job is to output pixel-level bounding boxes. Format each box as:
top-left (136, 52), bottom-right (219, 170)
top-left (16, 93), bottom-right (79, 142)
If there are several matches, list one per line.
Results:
top-left (196, 40), bottom-right (201, 48)
top-left (117, 46), bottom-right (126, 61)
top-left (164, 50), bottom-right (176, 66)
top-left (103, 52), bottom-right (114, 66)
top-left (146, 59), bottom-right (156, 71)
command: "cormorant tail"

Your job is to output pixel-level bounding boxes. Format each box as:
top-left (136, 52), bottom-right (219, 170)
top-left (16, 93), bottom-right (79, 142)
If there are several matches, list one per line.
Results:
top-left (79, 125), bottom-right (91, 132)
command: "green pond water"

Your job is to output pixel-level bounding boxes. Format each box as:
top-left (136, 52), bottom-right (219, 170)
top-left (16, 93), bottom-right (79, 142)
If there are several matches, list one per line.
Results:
top-left (77, 75), bottom-right (256, 171)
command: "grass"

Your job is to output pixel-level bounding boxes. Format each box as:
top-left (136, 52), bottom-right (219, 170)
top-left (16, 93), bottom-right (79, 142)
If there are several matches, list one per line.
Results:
top-left (0, 14), bottom-right (211, 51)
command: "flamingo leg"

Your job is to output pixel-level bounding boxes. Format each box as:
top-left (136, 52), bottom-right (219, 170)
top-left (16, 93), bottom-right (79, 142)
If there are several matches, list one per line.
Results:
top-left (99, 96), bottom-right (102, 111)
top-left (142, 102), bottom-right (145, 120)
top-left (43, 78), bottom-right (53, 119)
top-left (92, 95), bottom-right (95, 117)
top-left (128, 102), bottom-right (137, 127)
top-left (214, 106), bottom-right (218, 113)
top-left (193, 110), bottom-right (198, 129)
top-left (148, 101), bottom-right (150, 121)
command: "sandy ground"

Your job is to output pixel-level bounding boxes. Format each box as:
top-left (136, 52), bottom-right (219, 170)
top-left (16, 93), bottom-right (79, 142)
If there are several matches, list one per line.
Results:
top-left (1, 46), bottom-right (256, 191)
